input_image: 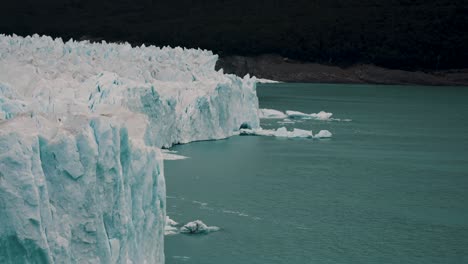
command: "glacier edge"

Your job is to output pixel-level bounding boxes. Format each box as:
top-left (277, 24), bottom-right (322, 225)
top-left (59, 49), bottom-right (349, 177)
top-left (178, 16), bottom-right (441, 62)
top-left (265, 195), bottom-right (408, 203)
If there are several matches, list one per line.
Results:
top-left (0, 35), bottom-right (260, 264)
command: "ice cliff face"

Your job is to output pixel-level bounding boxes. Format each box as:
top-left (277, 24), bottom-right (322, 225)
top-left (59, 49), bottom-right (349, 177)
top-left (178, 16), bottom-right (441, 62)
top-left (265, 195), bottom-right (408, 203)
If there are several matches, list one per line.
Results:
top-left (0, 35), bottom-right (259, 263)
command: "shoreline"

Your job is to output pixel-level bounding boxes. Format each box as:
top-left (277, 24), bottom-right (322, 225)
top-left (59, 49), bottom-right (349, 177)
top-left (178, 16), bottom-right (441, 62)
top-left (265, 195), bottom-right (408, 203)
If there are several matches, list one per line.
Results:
top-left (217, 55), bottom-right (468, 86)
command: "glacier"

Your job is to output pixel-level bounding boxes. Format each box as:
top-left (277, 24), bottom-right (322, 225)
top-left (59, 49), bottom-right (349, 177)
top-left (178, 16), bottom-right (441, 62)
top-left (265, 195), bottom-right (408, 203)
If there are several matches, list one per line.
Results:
top-left (0, 35), bottom-right (260, 263)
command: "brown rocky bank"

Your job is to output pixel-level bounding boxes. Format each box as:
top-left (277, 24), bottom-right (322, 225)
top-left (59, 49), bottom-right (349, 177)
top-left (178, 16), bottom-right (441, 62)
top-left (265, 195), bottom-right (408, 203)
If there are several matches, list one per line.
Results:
top-left (216, 55), bottom-right (468, 86)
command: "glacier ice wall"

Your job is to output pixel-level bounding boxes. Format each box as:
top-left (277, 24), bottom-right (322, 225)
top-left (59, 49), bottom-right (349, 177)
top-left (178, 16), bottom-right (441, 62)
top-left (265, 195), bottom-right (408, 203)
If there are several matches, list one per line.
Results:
top-left (0, 35), bottom-right (259, 263)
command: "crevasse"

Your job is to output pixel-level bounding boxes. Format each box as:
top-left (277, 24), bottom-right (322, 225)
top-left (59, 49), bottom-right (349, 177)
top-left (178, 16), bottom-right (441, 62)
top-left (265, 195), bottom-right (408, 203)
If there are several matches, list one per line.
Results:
top-left (0, 35), bottom-right (260, 263)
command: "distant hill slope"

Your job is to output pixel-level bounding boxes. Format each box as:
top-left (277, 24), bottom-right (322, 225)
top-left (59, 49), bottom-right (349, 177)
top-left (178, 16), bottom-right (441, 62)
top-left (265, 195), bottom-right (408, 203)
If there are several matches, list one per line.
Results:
top-left (1, 0), bottom-right (467, 70)
top-left (217, 55), bottom-right (468, 85)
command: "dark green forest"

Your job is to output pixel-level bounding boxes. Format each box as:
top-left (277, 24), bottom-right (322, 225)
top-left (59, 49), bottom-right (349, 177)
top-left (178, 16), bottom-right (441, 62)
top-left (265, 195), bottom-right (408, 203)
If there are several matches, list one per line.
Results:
top-left (1, 0), bottom-right (467, 70)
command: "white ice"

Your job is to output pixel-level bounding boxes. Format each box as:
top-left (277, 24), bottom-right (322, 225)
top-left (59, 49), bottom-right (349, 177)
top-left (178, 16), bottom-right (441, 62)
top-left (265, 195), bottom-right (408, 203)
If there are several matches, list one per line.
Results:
top-left (314, 130), bottom-right (333, 138)
top-left (165, 216), bottom-right (179, 235)
top-left (240, 127), bottom-right (333, 139)
top-left (161, 150), bottom-right (189, 160)
top-left (259, 108), bottom-right (335, 121)
top-left (255, 78), bottom-right (280, 84)
top-left (240, 127), bottom-right (313, 138)
top-left (286, 110), bottom-right (333, 120)
top-left (0, 34), bottom-right (259, 264)
top-left (180, 220), bottom-right (220, 234)
top-left (258, 108), bottom-right (288, 119)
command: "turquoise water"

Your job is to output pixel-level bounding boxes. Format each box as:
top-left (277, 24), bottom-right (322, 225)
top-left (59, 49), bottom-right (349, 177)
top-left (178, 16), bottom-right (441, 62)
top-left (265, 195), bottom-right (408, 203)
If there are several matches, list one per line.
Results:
top-left (165, 83), bottom-right (468, 264)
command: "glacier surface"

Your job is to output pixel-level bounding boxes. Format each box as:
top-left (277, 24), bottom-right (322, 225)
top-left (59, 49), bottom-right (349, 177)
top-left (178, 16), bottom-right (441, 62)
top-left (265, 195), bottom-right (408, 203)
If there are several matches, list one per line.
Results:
top-left (0, 35), bottom-right (259, 264)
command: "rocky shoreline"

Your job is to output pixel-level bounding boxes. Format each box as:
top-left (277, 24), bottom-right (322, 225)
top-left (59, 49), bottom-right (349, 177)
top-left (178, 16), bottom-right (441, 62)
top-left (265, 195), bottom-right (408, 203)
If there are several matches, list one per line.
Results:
top-left (216, 55), bottom-right (468, 86)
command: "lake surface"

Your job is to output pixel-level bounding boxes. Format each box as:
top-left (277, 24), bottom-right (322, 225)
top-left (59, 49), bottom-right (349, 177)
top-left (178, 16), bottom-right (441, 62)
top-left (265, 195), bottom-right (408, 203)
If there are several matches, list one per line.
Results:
top-left (165, 83), bottom-right (468, 264)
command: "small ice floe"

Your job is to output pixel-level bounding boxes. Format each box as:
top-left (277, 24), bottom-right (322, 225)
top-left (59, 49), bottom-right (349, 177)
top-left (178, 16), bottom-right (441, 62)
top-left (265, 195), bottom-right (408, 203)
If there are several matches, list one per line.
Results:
top-left (258, 108), bottom-right (338, 121)
top-left (180, 220), bottom-right (220, 234)
top-left (161, 149), bottom-right (189, 160)
top-left (166, 217), bottom-right (220, 235)
top-left (240, 127), bottom-right (332, 139)
top-left (165, 216), bottom-right (179, 235)
top-left (286, 110), bottom-right (333, 121)
top-left (239, 127), bottom-right (310, 138)
top-left (332, 118), bottom-right (352, 122)
top-left (277, 118), bottom-right (295, 124)
top-left (314, 130), bottom-right (333, 138)
top-left (258, 108), bottom-right (288, 119)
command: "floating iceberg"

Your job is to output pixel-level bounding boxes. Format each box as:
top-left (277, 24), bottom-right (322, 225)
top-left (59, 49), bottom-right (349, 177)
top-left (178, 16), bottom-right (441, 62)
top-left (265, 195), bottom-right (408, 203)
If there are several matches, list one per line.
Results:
top-left (259, 108), bottom-right (335, 121)
top-left (258, 108), bottom-right (288, 119)
top-left (165, 216), bottom-right (179, 235)
top-left (164, 217), bottom-right (219, 235)
top-left (240, 127), bottom-right (332, 139)
top-left (0, 35), bottom-right (259, 263)
top-left (314, 130), bottom-right (333, 138)
top-left (240, 127), bottom-right (312, 138)
top-left (255, 78), bottom-right (280, 84)
top-left (161, 149), bottom-right (189, 160)
top-left (286, 110), bottom-right (333, 120)
top-left (277, 118), bottom-right (295, 124)
top-left (180, 220), bottom-right (220, 234)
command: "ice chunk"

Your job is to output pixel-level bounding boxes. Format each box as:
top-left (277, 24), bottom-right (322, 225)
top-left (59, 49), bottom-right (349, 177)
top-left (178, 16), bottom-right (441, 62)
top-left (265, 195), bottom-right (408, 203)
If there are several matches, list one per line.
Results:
top-left (286, 110), bottom-right (333, 120)
top-left (286, 110), bottom-right (312, 119)
top-left (162, 149), bottom-right (189, 160)
top-left (277, 118), bottom-right (295, 124)
top-left (240, 127), bottom-right (314, 138)
top-left (310, 111), bottom-right (334, 120)
top-left (275, 127), bottom-right (289, 137)
top-left (290, 128), bottom-right (314, 138)
top-left (180, 220), bottom-right (220, 234)
top-left (165, 216), bottom-right (179, 235)
top-left (255, 78), bottom-right (280, 83)
top-left (166, 216), bottom-right (178, 226)
top-left (315, 130), bottom-right (333, 138)
top-left (240, 127), bottom-right (333, 139)
top-left (261, 108), bottom-right (345, 122)
top-left (258, 108), bottom-right (288, 119)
